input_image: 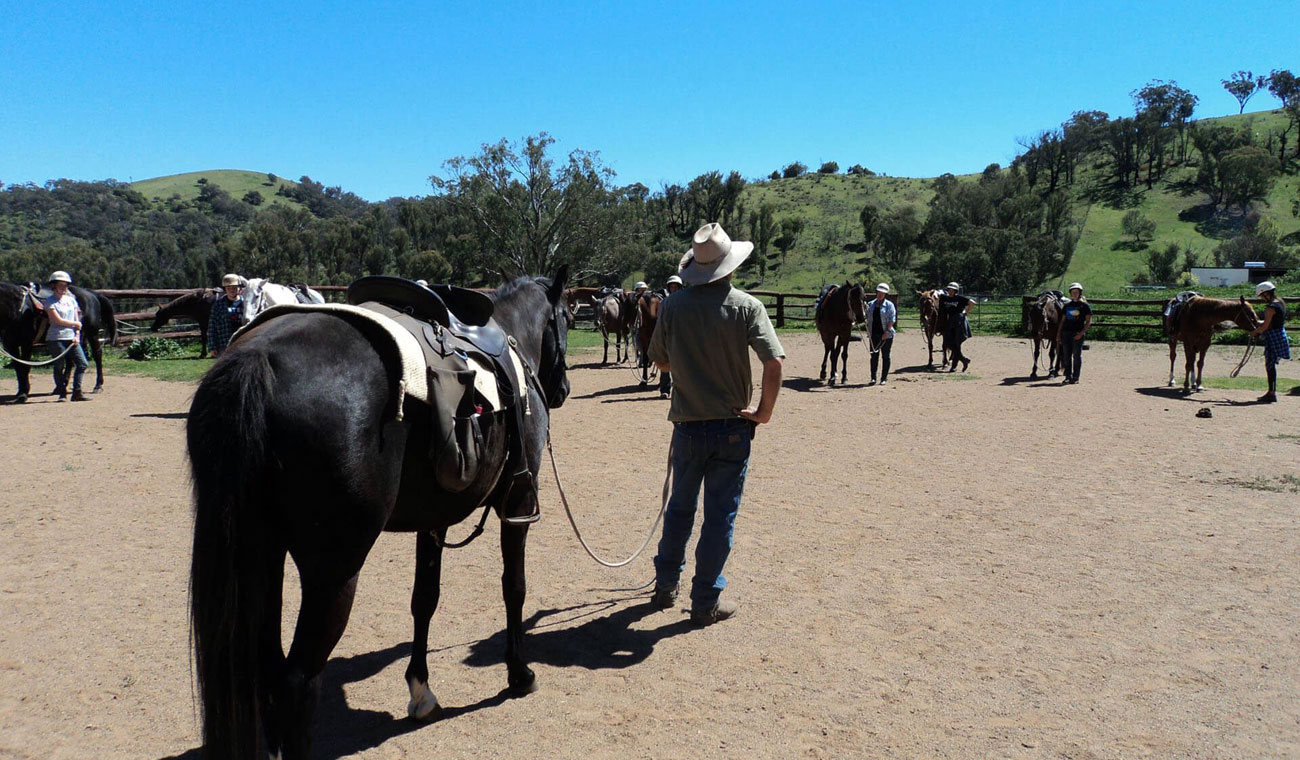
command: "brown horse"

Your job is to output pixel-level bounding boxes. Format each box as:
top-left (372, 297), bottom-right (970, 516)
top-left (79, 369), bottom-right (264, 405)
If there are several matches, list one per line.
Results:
top-left (634, 291), bottom-right (663, 386)
top-left (592, 290), bottom-right (637, 364)
top-left (151, 288), bottom-right (220, 356)
top-left (1028, 290), bottom-right (1064, 378)
top-left (1164, 296), bottom-right (1259, 392)
top-left (816, 282), bottom-right (867, 385)
top-left (916, 289), bottom-right (951, 368)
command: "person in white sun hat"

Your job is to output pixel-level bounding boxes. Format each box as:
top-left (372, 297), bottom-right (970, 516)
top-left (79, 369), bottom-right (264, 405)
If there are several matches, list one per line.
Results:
top-left (41, 270), bottom-right (91, 401)
top-left (866, 283), bottom-right (897, 384)
top-left (647, 222), bottom-right (785, 626)
top-left (654, 275), bottom-right (687, 398)
top-left (1057, 282), bottom-right (1092, 384)
top-left (1248, 280), bottom-right (1289, 403)
top-left (938, 281), bottom-right (973, 371)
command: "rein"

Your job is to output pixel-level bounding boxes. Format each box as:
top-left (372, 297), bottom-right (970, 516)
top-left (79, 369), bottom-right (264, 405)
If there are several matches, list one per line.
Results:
top-left (1229, 302), bottom-right (1259, 378)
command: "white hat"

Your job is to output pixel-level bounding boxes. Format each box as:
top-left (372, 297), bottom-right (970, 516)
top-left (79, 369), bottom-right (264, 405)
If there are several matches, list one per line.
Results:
top-left (48, 270), bottom-right (72, 284)
top-left (875, 283), bottom-right (890, 293)
top-left (666, 275), bottom-right (683, 286)
top-left (1068, 282), bottom-right (1083, 292)
top-left (634, 281), bottom-right (647, 290)
top-left (1255, 281), bottom-right (1276, 296)
top-left (221, 273), bottom-right (243, 287)
top-left (945, 281), bottom-right (960, 291)
top-left (416, 279), bottom-right (429, 288)
top-left (679, 223), bottom-right (754, 285)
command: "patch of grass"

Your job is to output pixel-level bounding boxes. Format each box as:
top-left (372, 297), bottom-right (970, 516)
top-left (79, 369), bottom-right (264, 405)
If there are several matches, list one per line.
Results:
top-left (104, 350), bottom-right (213, 383)
top-left (1201, 376), bottom-right (1300, 393)
top-left (130, 169), bottom-right (306, 210)
top-left (1220, 474), bottom-right (1300, 493)
top-left (1269, 433), bottom-right (1300, 441)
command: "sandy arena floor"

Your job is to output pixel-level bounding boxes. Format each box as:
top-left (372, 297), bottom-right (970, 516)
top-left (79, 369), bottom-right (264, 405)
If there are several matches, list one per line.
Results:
top-left (1, 333), bottom-right (1298, 759)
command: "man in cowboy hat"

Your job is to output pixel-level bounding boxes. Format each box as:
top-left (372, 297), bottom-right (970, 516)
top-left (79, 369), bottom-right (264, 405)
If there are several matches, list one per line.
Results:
top-left (655, 275), bottom-right (686, 399)
top-left (647, 223), bottom-right (785, 626)
top-left (866, 283), bottom-right (897, 385)
top-left (207, 273), bottom-right (247, 357)
top-left (41, 270), bottom-right (91, 401)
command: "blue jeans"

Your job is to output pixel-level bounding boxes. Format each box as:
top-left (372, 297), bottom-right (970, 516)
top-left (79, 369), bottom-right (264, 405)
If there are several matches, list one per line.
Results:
top-left (1060, 332), bottom-right (1084, 381)
top-left (653, 419), bottom-right (752, 609)
top-left (50, 340), bottom-right (89, 394)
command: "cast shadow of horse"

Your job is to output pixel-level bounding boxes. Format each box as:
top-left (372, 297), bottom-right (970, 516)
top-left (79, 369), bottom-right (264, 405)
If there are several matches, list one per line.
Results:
top-left (464, 597), bottom-right (694, 672)
top-left (1133, 386), bottom-right (1260, 407)
top-left (574, 383), bottom-right (655, 399)
top-left (783, 377), bottom-right (871, 393)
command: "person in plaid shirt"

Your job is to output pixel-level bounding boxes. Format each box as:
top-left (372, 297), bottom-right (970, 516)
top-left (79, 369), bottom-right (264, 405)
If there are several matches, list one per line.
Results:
top-left (1248, 281), bottom-right (1289, 404)
top-left (207, 274), bottom-right (246, 357)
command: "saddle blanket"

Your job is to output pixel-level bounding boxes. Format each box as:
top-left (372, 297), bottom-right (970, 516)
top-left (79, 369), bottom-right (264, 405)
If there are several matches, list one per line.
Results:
top-left (231, 302), bottom-right (514, 414)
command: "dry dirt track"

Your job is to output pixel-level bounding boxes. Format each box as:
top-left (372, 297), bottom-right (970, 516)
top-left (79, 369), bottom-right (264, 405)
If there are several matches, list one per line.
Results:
top-left (2, 333), bottom-right (1299, 759)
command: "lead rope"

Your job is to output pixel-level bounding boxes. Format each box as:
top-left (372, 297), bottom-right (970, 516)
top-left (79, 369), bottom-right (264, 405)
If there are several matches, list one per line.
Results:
top-left (0, 340), bottom-right (76, 367)
top-left (547, 432), bottom-right (672, 568)
top-left (1230, 338), bottom-right (1255, 378)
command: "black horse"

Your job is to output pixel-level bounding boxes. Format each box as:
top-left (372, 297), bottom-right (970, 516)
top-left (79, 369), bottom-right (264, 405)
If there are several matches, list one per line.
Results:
top-left (1, 282), bottom-right (117, 403)
top-left (188, 268), bottom-right (570, 759)
top-left (151, 288), bottom-right (220, 356)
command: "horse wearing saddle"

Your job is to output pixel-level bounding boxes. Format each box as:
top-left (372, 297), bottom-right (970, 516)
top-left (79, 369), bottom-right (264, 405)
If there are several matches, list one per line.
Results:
top-left (346, 276), bottom-right (537, 511)
top-left (1163, 290), bottom-right (1202, 336)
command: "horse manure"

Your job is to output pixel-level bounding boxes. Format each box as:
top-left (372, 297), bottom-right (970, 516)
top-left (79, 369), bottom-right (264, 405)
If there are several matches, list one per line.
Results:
top-left (1196, 407), bottom-right (1213, 418)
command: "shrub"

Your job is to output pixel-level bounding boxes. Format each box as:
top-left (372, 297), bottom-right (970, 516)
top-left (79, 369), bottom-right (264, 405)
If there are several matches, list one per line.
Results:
top-left (782, 162), bottom-right (807, 179)
top-left (817, 161), bottom-right (839, 174)
top-left (126, 336), bottom-right (187, 361)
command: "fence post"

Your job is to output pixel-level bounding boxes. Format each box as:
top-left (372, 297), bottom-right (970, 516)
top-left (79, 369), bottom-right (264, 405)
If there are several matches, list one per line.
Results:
top-left (776, 294), bottom-right (785, 328)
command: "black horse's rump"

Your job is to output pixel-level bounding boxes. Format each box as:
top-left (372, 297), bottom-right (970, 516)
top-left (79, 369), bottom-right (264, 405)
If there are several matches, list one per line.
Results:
top-left (188, 269), bottom-right (568, 759)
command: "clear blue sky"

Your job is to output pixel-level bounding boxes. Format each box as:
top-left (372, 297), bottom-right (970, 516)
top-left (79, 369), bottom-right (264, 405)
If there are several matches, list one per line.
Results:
top-left (2, 0), bottom-right (1296, 201)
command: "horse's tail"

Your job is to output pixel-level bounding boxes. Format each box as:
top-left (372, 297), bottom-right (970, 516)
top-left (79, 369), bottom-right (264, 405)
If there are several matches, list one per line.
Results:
top-left (97, 292), bottom-right (117, 348)
top-left (188, 350), bottom-right (276, 759)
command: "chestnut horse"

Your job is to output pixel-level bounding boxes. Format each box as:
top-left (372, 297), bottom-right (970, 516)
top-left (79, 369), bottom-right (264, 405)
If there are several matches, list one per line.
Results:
top-left (1028, 290), bottom-right (1064, 378)
top-left (564, 286), bottom-right (604, 324)
top-left (816, 282), bottom-right (867, 385)
top-left (916, 289), bottom-right (950, 369)
top-left (1164, 295), bottom-right (1259, 392)
top-left (151, 288), bottom-right (220, 356)
top-left (635, 290), bottom-right (663, 386)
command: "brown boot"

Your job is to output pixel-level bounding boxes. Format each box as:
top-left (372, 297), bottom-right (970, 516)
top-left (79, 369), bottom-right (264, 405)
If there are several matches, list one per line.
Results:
top-left (690, 598), bottom-right (738, 626)
top-left (70, 390), bottom-right (92, 402)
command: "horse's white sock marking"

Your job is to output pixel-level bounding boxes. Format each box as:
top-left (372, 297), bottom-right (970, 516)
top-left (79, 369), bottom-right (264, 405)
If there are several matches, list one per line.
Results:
top-left (407, 677), bottom-right (439, 721)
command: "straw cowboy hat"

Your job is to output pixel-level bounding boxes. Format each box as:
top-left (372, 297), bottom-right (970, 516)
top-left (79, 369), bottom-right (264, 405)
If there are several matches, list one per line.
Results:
top-left (679, 223), bottom-right (754, 285)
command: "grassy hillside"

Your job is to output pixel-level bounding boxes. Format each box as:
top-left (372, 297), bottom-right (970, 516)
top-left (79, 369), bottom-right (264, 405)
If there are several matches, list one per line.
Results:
top-left (130, 170), bottom-right (306, 210)
top-left (720, 109), bottom-right (1299, 296)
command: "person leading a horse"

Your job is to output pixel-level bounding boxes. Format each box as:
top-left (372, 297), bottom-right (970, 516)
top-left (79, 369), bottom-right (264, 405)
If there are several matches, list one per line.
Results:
top-left (648, 223), bottom-right (785, 626)
top-left (939, 282), bottom-right (974, 372)
top-left (1057, 283), bottom-right (1092, 385)
top-left (41, 270), bottom-right (92, 402)
top-left (656, 275), bottom-right (684, 399)
top-left (207, 273), bottom-right (247, 357)
top-left (867, 283), bottom-right (896, 385)
top-left (1248, 281), bottom-right (1289, 403)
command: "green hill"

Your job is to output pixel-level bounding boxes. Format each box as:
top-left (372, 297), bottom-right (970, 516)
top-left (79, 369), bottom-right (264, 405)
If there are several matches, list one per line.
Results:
top-left (729, 109), bottom-right (1299, 295)
top-left (130, 170), bottom-right (306, 210)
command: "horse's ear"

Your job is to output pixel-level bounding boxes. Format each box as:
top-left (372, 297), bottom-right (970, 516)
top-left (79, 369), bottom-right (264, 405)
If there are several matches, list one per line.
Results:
top-left (548, 265), bottom-right (569, 302)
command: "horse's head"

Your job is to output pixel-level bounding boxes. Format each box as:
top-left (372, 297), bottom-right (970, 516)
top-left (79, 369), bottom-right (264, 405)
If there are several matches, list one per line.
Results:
top-left (1235, 295), bottom-right (1261, 332)
top-left (496, 266), bottom-right (571, 410)
top-left (0, 282), bottom-right (26, 331)
top-left (847, 282), bottom-right (867, 324)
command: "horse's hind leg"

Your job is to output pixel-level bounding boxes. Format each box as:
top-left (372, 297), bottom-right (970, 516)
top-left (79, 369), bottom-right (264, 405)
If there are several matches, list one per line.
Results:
top-left (838, 340), bottom-right (849, 384)
top-left (1167, 341), bottom-right (1177, 387)
top-left (1030, 339), bottom-right (1040, 378)
top-left (1048, 340), bottom-right (1059, 377)
top-left (819, 344), bottom-right (829, 381)
top-left (501, 521), bottom-right (537, 694)
top-left (275, 570), bottom-right (360, 759)
top-left (1182, 343), bottom-right (1195, 393)
top-left (406, 530), bottom-right (445, 721)
top-left (90, 336), bottom-right (105, 392)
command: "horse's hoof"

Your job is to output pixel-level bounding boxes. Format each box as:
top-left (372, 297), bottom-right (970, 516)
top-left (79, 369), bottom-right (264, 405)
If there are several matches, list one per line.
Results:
top-left (639, 381), bottom-right (648, 387)
top-left (407, 678), bottom-right (442, 722)
top-left (507, 668), bottom-right (537, 696)
top-left (1030, 372), bottom-right (1038, 379)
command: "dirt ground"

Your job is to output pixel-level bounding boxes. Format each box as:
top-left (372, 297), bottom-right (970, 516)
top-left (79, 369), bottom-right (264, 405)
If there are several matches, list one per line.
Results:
top-left (2, 333), bottom-right (1299, 759)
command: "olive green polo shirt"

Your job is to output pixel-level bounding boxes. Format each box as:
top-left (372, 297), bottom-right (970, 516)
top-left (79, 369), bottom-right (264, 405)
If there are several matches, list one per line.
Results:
top-left (648, 279), bottom-right (785, 422)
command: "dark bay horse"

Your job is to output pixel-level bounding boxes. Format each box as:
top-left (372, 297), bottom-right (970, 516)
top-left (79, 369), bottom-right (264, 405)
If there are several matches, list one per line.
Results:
top-left (592, 290), bottom-right (636, 364)
top-left (151, 288), bottom-right (220, 356)
top-left (188, 269), bottom-right (570, 759)
top-left (0, 282), bottom-right (116, 402)
top-left (1028, 290), bottom-right (1064, 378)
top-left (916, 289), bottom-right (950, 369)
top-left (1164, 295), bottom-right (1259, 392)
top-left (816, 282), bottom-right (867, 385)
top-left (635, 290), bottom-right (663, 386)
